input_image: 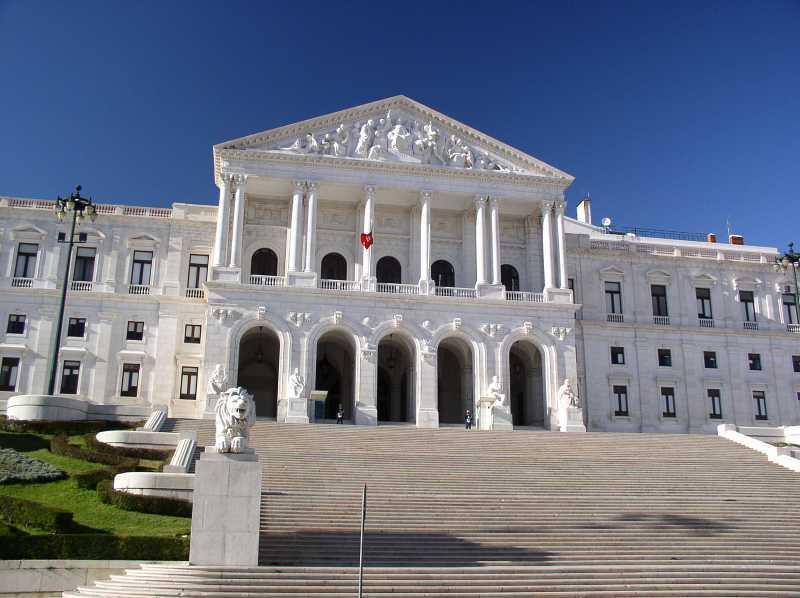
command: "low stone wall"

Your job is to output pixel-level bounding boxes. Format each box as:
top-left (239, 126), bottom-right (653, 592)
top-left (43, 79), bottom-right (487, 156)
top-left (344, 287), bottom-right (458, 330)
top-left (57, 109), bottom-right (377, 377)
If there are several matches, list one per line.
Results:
top-left (95, 429), bottom-right (180, 449)
top-left (0, 560), bottom-right (183, 597)
top-left (6, 395), bottom-right (150, 423)
top-left (114, 471), bottom-right (195, 501)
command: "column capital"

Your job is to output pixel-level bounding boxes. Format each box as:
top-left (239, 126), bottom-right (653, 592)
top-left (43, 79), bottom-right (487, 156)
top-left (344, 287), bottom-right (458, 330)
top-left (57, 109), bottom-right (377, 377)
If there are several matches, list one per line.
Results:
top-left (232, 174), bottom-right (248, 187)
top-left (218, 172), bottom-right (234, 185)
top-left (540, 201), bottom-right (554, 216)
top-left (420, 189), bottom-right (433, 201)
top-left (306, 181), bottom-right (318, 191)
top-left (364, 184), bottom-right (376, 197)
top-left (488, 195), bottom-right (499, 209)
top-left (554, 200), bottom-right (566, 214)
top-left (473, 194), bottom-right (487, 210)
top-left (292, 180), bottom-right (306, 192)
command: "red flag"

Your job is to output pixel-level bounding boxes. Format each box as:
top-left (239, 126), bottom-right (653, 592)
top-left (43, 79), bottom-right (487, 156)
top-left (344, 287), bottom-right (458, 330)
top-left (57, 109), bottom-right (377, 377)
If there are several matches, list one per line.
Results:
top-left (360, 231), bottom-right (374, 250)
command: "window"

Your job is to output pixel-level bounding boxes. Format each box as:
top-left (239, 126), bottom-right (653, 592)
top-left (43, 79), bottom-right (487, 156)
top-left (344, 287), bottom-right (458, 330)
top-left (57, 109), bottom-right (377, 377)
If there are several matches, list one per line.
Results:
top-left (739, 290), bottom-right (756, 322)
top-left (184, 324), bottom-right (202, 344)
top-left (783, 293), bottom-right (797, 325)
top-left (60, 360), bottom-right (80, 394)
top-left (613, 385), bottom-right (629, 416)
top-left (73, 247), bottom-right (96, 282)
top-left (430, 260), bottom-right (455, 288)
top-left (126, 321), bottom-right (144, 341)
top-left (748, 353), bottom-right (762, 371)
top-left (501, 264), bottom-right (520, 292)
top-left (250, 248), bottom-right (278, 276)
top-left (605, 281), bottom-right (622, 314)
top-left (67, 318), bottom-right (86, 338)
top-left (376, 256), bottom-right (402, 284)
top-left (320, 252), bottom-right (347, 281)
top-left (0, 357), bottom-right (20, 391)
top-left (696, 287), bottom-right (713, 319)
top-left (708, 388), bottom-right (722, 419)
top-left (120, 363), bottom-right (140, 398)
top-left (7, 314), bottom-right (25, 335)
top-left (704, 351), bottom-right (718, 369)
top-left (180, 366), bottom-right (198, 400)
top-left (187, 254), bottom-right (209, 289)
top-left (753, 390), bottom-right (768, 420)
top-left (14, 243), bottom-right (38, 278)
top-left (661, 387), bottom-right (676, 417)
top-left (651, 284), bottom-right (668, 317)
top-left (658, 349), bottom-right (672, 367)
top-left (130, 250), bottom-right (153, 285)
top-left (793, 355), bottom-right (800, 373)
top-left (610, 346), bottom-right (625, 365)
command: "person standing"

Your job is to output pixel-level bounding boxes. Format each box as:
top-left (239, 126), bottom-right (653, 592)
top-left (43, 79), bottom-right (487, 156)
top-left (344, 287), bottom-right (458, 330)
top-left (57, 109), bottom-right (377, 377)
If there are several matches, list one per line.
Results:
top-left (336, 404), bottom-right (344, 424)
top-left (464, 409), bottom-right (473, 430)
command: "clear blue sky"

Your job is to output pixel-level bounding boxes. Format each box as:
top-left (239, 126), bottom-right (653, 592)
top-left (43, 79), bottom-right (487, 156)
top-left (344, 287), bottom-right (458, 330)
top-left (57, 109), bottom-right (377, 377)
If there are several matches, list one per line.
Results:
top-left (1, 1), bottom-right (798, 247)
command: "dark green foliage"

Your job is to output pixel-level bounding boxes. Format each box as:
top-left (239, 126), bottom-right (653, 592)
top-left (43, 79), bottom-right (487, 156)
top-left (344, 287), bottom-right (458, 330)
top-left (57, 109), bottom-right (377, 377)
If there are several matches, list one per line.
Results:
top-left (0, 533), bottom-right (189, 559)
top-left (0, 433), bottom-right (50, 451)
top-left (0, 494), bottom-right (74, 532)
top-left (96, 480), bottom-right (192, 518)
top-left (73, 467), bottom-right (119, 490)
top-left (50, 435), bottom-right (138, 468)
top-left (0, 416), bottom-right (139, 436)
top-left (85, 433), bottom-right (173, 462)
top-left (0, 448), bottom-right (66, 484)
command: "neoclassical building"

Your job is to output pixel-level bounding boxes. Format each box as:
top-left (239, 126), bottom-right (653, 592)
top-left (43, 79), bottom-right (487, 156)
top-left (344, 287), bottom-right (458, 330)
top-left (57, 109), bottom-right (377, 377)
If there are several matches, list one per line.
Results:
top-left (1, 96), bottom-right (798, 432)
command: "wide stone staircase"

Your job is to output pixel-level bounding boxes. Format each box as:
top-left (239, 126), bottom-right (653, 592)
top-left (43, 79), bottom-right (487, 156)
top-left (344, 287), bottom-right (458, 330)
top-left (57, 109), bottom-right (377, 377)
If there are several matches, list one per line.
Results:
top-left (66, 421), bottom-right (800, 596)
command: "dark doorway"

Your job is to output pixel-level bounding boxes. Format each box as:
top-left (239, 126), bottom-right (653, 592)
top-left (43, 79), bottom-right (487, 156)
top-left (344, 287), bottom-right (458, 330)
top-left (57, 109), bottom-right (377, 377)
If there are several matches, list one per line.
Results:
top-left (315, 331), bottom-right (355, 420)
top-left (508, 340), bottom-right (544, 427)
top-left (321, 253), bottom-right (347, 280)
top-left (501, 264), bottom-right (520, 291)
top-left (376, 256), bottom-right (402, 284)
top-left (437, 337), bottom-right (473, 424)
top-left (377, 334), bottom-right (414, 423)
top-left (431, 260), bottom-right (455, 287)
top-left (237, 326), bottom-right (280, 418)
top-left (251, 248), bottom-right (278, 276)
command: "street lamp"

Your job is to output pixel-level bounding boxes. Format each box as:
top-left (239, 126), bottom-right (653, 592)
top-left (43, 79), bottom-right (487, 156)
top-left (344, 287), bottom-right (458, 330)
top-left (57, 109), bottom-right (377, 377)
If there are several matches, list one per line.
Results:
top-left (47, 186), bottom-right (97, 396)
top-left (774, 242), bottom-right (800, 326)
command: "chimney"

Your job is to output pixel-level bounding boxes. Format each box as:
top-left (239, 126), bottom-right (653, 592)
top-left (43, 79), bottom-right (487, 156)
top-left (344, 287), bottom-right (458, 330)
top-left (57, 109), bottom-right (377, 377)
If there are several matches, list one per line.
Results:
top-left (707, 233), bottom-right (717, 243)
top-left (729, 234), bottom-right (744, 245)
top-left (576, 195), bottom-right (592, 225)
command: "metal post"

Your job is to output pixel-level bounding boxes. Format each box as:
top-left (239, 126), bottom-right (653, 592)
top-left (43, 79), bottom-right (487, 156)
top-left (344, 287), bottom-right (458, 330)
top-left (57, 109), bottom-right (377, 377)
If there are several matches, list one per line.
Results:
top-left (47, 208), bottom-right (78, 395)
top-left (357, 483), bottom-right (367, 598)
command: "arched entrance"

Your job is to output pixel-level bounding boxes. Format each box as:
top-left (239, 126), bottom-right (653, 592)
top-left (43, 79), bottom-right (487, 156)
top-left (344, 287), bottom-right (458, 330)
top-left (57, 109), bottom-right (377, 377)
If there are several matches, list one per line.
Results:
top-left (508, 340), bottom-right (545, 427)
top-left (377, 333), bottom-right (415, 423)
top-left (437, 337), bottom-right (473, 424)
top-left (237, 326), bottom-right (279, 418)
top-left (315, 330), bottom-right (355, 421)
top-left (376, 256), bottom-right (402, 284)
top-left (251, 248), bottom-right (278, 276)
top-left (501, 264), bottom-right (520, 291)
top-left (321, 253), bottom-right (347, 280)
top-left (431, 260), bottom-right (455, 287)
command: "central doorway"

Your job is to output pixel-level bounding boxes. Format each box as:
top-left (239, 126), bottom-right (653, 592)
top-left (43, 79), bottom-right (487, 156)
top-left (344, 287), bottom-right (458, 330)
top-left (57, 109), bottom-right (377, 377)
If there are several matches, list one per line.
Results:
top-left (437, 337), bottom-right (474, 424)
top-left (377, 333), bottom-right (415, 423)
top-left (315, 331), bottom-right (355, 421)
top-left (237, 326), bottom-right (279, 418)
top-left (508, 340), bottom-right (545, 427)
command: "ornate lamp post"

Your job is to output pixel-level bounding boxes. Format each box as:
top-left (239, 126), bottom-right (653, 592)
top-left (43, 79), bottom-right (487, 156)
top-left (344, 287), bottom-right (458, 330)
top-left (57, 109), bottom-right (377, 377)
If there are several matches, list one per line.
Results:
top-left (774, 242), bottom-right (800, 325)
top-left (47, 186), bottom-right (97, 395)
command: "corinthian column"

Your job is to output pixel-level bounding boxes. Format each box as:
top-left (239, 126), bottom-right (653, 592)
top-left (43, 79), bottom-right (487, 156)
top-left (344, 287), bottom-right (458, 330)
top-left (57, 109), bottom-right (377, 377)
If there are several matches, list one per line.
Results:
top-left (419, 190), bottom-right (432, 285)
top-left (228, 175), bottom-right (247, 268)
top-left (303, 182), bottom-right (318, 273)
top-left (212, 175), bottom-right (232, 267)
top-left (287, 181), bottom-right (305, 272)
top-left (541, 203), bottom-right (555, 290)
top-left (474, 195), bottom-right (487, 285)
top-left (555, 201), bottom-right (568, 289)
top-left (489, 196), bottom-right (501, 285)
top-left (362, 186), bottom-right (376, 282)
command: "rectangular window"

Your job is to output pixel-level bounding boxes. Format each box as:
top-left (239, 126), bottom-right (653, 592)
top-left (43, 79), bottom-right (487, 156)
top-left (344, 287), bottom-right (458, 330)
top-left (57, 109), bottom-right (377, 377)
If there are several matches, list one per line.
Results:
top-left (613, 385), bottom-right (629, 416)
top-left (708, 388), bottom-right (722, 419)
top-left (60, 360), bottom-right (80, 395)
top-left (793, 355), bottom-right (800, 373)
top-left (661, 387), bottom-right (676, 417)
top-left (184, 324), bottom-right (202, 344)
top-left (120, 363), bottom-right (140, 398)
top-left (130, 250), bottom-right (153, 285)
top-left (651, 284), bottom-right (669, 317)
top-left (180, 366), bottom-right (198, 400)
top-left (696, 287), bottom-right (713, 319)
top-left (739, 290), bottom-right (756, 322)
top-left (187, 254), bottom-right (209, 289)
top-left (753, 390), bottom-right (768, 420)
top-left (658, 349), bottom-right (672, 367)
top-left (14, 243), bottom-right (38, 278)
top-left (73, 247), bottom-right (96, 282)
top-left (783, 293), bottom-right (797, 325)
top-left (67, 317), bottom-right (86, 338)
top-left (126, 321), bottom-right (144, 341)
top-left (610, 346), bottom-right (625, 365)
top-left (748, 353), bottom-right (762, 371)
top-left (0, 357), bottom-right (20, 391)
top-left (605, 281), bottom-right (622, 314)
top-left (704, 351), bottom-right (718, 369)
top-left (6, 314), bottom-right (26, 335)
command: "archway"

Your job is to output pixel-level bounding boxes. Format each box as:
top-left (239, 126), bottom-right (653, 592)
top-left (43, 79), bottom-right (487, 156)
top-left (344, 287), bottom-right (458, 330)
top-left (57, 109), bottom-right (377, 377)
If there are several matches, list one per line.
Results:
top-left (315, 330), bottom-right (355, 421)
top-left (377, 333), bottom-right (415, 423)
top-left (508, 340), bottom-right (545, 427)
top-left (251, 248), bottom-right (278, 276)
top-left (237, 326), bottom-right (279, 418)
top-left (501, 264), bottom-right (520, 291)
top-left (321, 253), bottom-right (347, 280)
top-left (431, 260), bottom-right (455, 287)
top-left (437, 337), bottom-right (473, 424)
top-left (376, 256), bottom-right (402, 284)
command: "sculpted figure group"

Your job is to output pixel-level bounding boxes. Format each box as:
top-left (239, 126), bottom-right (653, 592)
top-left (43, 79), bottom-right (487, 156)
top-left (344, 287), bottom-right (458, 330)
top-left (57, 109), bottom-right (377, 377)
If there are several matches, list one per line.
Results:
top-left (280, 109), bottom-right (513, 172)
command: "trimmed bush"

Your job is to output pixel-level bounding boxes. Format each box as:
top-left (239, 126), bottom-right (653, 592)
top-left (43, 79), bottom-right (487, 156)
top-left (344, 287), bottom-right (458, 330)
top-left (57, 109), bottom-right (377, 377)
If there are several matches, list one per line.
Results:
top-left (0, 533), bottom-right (189, 559)
top-left (0, 432), bottom-right (50, 451)
top-left (0, 448), bottom-right (66, 484)
top-left (50, 435), bottom-right (138, 469)
top-left (73, 467), bottom-right (119, 490)
top-left (97, 480), bottom-right (192, 518)
top-left (0, 495), bottom-right (74, 532)
top-left (85, 433), bottom-right (173, 462)
top-left (0, 416), bottom-right (138, 436)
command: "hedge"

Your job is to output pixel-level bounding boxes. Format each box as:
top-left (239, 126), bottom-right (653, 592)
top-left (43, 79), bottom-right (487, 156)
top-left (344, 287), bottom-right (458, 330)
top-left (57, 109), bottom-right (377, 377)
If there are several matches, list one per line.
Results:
top-left (0, 495), bottom-right (74, 532)
top-left (85, 433), bottom-right (173, 462)
top-left (0, 416), bottom-right (139, 436)
top-left (73, 467), bottom-right (119, 490)
top-left (50, 435), bottom-right (139, 469)
top-left (97, 480), bottom-right (192, 518)
top-left (0, 533), bottom-right (189, 559)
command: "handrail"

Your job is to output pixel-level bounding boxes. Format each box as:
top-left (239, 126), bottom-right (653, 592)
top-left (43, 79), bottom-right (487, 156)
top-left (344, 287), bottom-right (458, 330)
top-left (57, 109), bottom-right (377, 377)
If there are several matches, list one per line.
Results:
top-left (358, 483), bottom-right (366, 598)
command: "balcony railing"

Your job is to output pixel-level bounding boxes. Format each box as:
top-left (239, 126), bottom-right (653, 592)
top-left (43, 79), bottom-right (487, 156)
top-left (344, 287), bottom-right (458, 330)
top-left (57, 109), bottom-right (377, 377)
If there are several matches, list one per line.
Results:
top-left (607, 313), bottom-right (624, 323)
top-left (653, 315), bottom-right (671, 326)
top-left (376, 282), bottom-right (419, 296)
top-left (319, 279), bottom-right (361, 292)
top-left (11, 277), bottom-right (33, 288)
top-left (698, 318), bottom-right (715, 328)
top-left (185, 288), bottom-right (205, 299)
top-left (128, 284), bottom-right (150, 295)
top-left (70, 281), bottom-right (94, 292)
top-left (248, 275), bottom-right (285, 287)
top-left (435, 286), bottom-right (477, 299)
top-left (743, 321), bottom-right (759, 331)
top-left (506, 291), bottom-right (545, 303)
top-left (787, 324), bottom-right (800, 334)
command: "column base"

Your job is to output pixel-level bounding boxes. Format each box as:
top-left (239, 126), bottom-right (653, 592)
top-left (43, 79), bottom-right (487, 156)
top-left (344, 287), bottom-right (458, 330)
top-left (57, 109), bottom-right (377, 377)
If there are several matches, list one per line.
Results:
top-left (545, 287), bottom-right (573, 304)
top-left (559, 406), bottom-right (587, 432)
top-left (416, 408), bottom-right (439, 428)
top-left (286, 271), bottom-right (317, 288)
top-left (201, 395), bottom-right (218, 420)
top-left (491, 407), bottom-right (514, 430)
top-left (418, 279), bottom-right (435, 296)
top-left (354, 404), bottom-right (377, 426)
top-left (210, 267), bottom-right (241, 283)
top-left (361, 276), bottom-right (377, 292)
top-left (277, 397), bottom-right (310, 423)
top-left (476, 282), bottom-right (505, 300)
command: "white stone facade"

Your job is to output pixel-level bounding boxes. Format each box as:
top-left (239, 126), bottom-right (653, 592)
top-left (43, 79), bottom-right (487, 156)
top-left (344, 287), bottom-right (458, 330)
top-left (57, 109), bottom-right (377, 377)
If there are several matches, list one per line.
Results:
top-left (1, 96), bottom-right (798, 432)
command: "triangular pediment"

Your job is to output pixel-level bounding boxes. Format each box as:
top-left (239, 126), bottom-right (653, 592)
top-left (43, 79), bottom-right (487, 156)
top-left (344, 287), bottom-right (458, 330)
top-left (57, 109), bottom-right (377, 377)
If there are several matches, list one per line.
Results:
top-left (215, 96), bottom-right (572, 181)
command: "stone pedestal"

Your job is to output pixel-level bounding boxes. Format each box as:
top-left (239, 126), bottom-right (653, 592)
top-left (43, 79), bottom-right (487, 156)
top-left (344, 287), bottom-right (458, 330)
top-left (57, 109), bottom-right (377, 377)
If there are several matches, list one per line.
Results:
top-left (201, 394), bottom-right (218, 420)
top-left (211, 266), bottom-right (241, 283)
top-left (477, 396), bottom-right (493, 431)
top-left (559, 406), bottom-right (587, 433)
top-left (491, 406), bottom-right (514, 431)
top-left (189, 451), bottom-right (262, 566)
top-left (545, 288), bottom-right (574, 304)
top-left (282, 396), bottom-right (310, 424)
top-left (285, 271), bottom-right (317, 288)
top-left (476, 283), bottom-right (506, 300)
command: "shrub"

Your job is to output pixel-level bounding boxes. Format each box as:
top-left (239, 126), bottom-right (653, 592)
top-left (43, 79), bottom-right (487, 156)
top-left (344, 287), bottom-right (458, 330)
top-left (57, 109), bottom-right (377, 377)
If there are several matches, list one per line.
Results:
top-left (97, 480), bottom-right (192, 518)
top-left (0, 533), bottom-right (189, 559)
top-left (0, 448), bottom-right (66, 484)
top-left (0, 432), bottom-right (50, 451)
top-left (73, 467), bottom-right (119, 490)
top-left (0, 495), bottom-right (74, 532)
top-left (50, 435), bottom-right (138, 469)
top-left (85, 433), bottom-right (173, 462)
top-left (0, 416), bottom-right (138, 436)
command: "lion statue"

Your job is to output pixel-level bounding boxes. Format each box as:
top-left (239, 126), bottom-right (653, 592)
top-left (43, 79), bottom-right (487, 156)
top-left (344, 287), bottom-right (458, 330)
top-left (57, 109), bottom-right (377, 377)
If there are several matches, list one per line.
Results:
top-left (214, 386), bottom-right (256, 453)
